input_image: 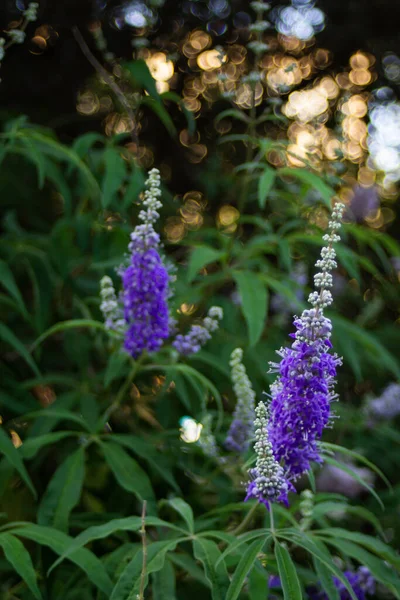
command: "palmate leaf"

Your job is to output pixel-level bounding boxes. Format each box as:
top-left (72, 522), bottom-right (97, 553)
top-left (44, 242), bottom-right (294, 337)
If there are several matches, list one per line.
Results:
top-left (193, 538), bottom-right (229, 600)
top-left (110, 540), bottom-right (179, 600)
top-left (0, 426), bottom-right (36, 498)
top-left (274, 542), bottom-right (303, 600)
top-left (8, 523), bottom-right (113, 595)
top-left (37, 447), bottom-right (85, 532)
top-left (226, 537), bottom-right (266, 600)
top-left (0, 533), bottom-right (42, 599)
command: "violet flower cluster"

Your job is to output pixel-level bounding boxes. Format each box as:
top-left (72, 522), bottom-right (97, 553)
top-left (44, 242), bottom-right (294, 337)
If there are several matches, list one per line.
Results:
top-left (172, 306), bottom-right (223, 356)
top-left (245, 401), bottom-right (290, 508)
top-left (225, 348), bottom-right (256, 453)
top-left (122, 168), bottom-right (170, 358)
top-left (307, 566), bottom-right (375, 600)
top-left (99, 168), bottom-right (171, 358)
top-left (365, 382), bottom-right (400, 421)
top-left (245, 203), bottom-right (345, 506)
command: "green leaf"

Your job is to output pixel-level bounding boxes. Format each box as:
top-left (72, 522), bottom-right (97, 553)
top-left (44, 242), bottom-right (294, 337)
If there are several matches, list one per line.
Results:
top-left (164, 497), bottom-right (194, 533)
top-left (274, 542), bottom-right (303, 600)
top-left (318, 537), bottom-right (400, 597)
top-left (323, 456), bottom-right (384, 510)
top-left (0, 259), bottom-right (27, 317)
top-left (317, 528), bottom-right (400, 569)
top-left (258, 167), bottom-right (276, 209)
top-left (232, 271), bottom-right (268, 346)
top-left (322, 442), bottom-right (391, 490)
top-left (187, 246), bottom-right (226, 283)
top-left (123, 167), bottom-right (146, 207)
top-left (100, 441), bottom-right (155, 507)
top-left (20, 432), bottom-right (77, 460)
top-left (102, 147), bottom-right (127, 208)
top-left (31, 319), bottom-right (107, 351)
top-left (112, 434), bottom-right (180, 492)
top-left (104, 352), bottom-right (130, 387)
top-left (37, 447), bottom-right (85, 532)
top-left (10, 523), bottom-right (113, 595)
top-left (152, 558), bottom-right (177, 600)
top-left (226, 537), bottom-right (266, 600)
top-left (0, 323), bottom-right (40, 376)
top-left (193, 538), bottom-right (229, 600)
top-left (313, 557), bottom-right (340, 600)
top-left (49, 516), bottom-right (185, 573)
top-left (161, 91), bottom-right (196, 135)
top-left (278, 167), bottom-right (334, 208)
top-left (169, 552), bottom-right (210, 588)
top-left (0, 533), bottom-right (42, 599)
top-left (0, 427), bottom-right (36, 498)
top-left (110, 540), bottom-right (179, 600)
top-left (140, 96), bottom-right (177, 136)
top-left (249, 563), bottom-right (268, 599)
top-left (124, 59), bottom-right (160, 103)
top-left (217, 529), bottom-right (269, 565)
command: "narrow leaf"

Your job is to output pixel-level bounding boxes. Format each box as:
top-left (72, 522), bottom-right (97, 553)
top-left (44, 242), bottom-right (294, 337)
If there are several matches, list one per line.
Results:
top-left (232, 271), bottom-right (268, 346)
top-left (37, 447), bottom-right (85, 531)
top-left (226, 537), bottom-right (266, 600)
top-left (0, 259), bottom-right (27, 317)
top-left (187, 246), bottom-right (226, 283)
top-left (0, 323), bottom-right (40, 376)
top-left (258, 167), bottom-right (276, 209)
top-left (0, 533), bottom-right (42, 599)
top-left (313, 557), bottom-right (340, 600)
top-left (165, 497), bottom-right (194, 533)
top-left (274, 542), bottom-right (303, 600)
top-left (193, 538), bottom-right (229, 600)
top-left (0, 427), bottom-right (36, 497)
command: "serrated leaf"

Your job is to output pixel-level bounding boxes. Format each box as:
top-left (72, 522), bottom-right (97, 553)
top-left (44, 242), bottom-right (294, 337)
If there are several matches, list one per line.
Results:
top-left (232, 271), bottom-right (268, 346)
top-left (0, 533), bottom-right (42, 599)
top-left (274, 542), bottom-right (303, 600)
top-left (101, 441), bottom-right (155, 507)
top-left (102, 147), bottom-right (127, 208)
top-left (0, 426), bottom-right (36, 497)
top-left (258, 167), bottom-right (276, 209)
top-left (187, 246), bottom-right (226, 283)
top-left (226, 537), bottom-right (266, 600)
top-left (164, 498), bottom-right (194, 533)
top-left (10, 523), bottom-right (113, 595)
top-left (110, 540), bottom-right (179, 600)
top-left (37, 447), bottom-right (85, 532)
top-left (193, 538), bottom-right (229, 600)
top-left (0, 323), bottom-right (40, 376)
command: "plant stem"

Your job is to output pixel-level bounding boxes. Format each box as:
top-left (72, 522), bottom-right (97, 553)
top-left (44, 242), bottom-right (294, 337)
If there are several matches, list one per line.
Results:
top-left (138, 500), bottom-right (148, 600)
top-left (232, 502), bottom-right (259, 536)
top-left (102, 354), bottom-right (145, 423)
top-left (269, 504), bottom-right (275, 535)
top-left (72, 26), bottom-right (139, 149)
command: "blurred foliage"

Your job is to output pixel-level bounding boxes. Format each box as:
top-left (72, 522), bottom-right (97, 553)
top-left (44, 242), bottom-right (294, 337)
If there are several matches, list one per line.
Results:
top-left (0, 2), bottom-right (400, 599)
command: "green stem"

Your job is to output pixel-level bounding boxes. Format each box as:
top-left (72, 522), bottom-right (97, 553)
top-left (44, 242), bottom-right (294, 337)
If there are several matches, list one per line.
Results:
top-left (232, 502), bottom-right (259, 536)
top-left (102, 353), bottom-right (146, 423)
top-left (269, 504), bottom-right (275, 535)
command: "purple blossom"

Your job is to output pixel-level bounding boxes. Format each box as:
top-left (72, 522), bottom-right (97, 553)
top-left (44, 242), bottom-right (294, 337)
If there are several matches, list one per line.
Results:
top-left (307, 567), bottom-right (375, 600)
top-left (268, 310), bottom-right (342, 480)
top-left (365, 383), bottom-right (400, 421)
top-left (122, 246), bottom-right (170, 357)
top-left (172, 307), bottom-right (223, 356)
